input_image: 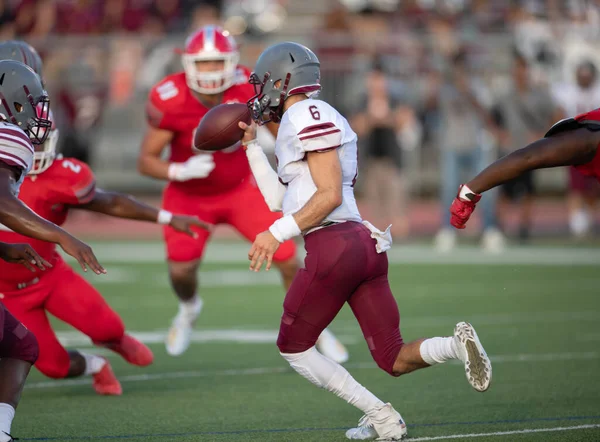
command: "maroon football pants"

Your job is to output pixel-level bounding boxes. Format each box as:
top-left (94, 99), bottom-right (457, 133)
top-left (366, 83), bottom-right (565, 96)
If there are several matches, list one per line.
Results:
top-left (0, 302), bottom-right (38, 364)
top-left (277, 222), bottom-right (403, 375)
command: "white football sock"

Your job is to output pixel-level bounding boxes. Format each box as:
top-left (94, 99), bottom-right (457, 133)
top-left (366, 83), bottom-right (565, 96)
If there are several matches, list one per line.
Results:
top-left (281, 347), bottom-right (384, 414)
top-left (419, 337), bottom-right (459, 365)
top-left (179, 295), bottom-right (202, 316)
top-left (82, 353), bottom-right (107, 376)
top-left (0, 403), bottom-right (15, 438)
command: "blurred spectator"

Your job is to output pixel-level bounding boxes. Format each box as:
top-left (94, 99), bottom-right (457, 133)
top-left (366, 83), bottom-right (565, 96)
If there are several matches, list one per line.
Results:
top-left (0, 0), bottom-right (16, 38)
top-left (352, 58), bottom-right (412, 239)
top-left (14, 0), bottom-right (55, 38)
top-left (55, 0), bottom-right (103, 35)
top-left (492, 50), bottom-right (554, 241)
top-left (552, 59), bottom-right (600, 237)
top-left (314, 1), bottom-right (356, 117)
top-left (434, 48), bottom-right (503, 252)
top-left (55, 47), bottom-right (108, 166)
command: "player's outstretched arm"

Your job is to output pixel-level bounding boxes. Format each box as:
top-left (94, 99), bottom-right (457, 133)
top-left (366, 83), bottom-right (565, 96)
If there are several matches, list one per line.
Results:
top-left (467, 128), bottom-right (598, 194)
top-left (239, 121), bottom-right (286, 211)
top-left (77, 188), bottom-right (212, 236)
top-left (0, 165), bottom-right (106, 274)
top-left (450, 128), bottom-right (600, 229)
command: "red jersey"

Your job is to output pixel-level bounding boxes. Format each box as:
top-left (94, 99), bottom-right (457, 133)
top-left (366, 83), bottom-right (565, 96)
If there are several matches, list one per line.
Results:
top-left (0, 156), bottom-right (96, 284)
top-left (573, 109), bottom-right (600, 180)
top-left (146, 67), bottom-right (254, 196)
top-left (545, 109), bottom-right (600, 181)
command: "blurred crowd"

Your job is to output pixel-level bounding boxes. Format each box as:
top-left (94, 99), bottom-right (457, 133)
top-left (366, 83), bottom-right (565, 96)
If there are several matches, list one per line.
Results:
top-left (3, 0), bottom-right (600, 245)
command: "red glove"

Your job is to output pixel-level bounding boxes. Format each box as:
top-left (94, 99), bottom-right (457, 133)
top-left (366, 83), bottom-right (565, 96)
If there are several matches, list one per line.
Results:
top-left (450, 184), bottom-right (481, 229)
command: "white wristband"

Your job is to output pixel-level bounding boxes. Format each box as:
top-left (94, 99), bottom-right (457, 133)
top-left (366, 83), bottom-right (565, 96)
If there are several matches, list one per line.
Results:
top-left (168, 163), bottom-right (181, 181)
top-left (157, 210), bottom-right (173, 225)
top-left (459, 184), bottom-right (477, 201)
top-left (269, 215), bottom-right (301, 243)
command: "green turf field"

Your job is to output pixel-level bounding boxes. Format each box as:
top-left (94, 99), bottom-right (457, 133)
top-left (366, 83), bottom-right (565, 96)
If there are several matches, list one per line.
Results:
top-left (13, 241), bottom-right (600, 441)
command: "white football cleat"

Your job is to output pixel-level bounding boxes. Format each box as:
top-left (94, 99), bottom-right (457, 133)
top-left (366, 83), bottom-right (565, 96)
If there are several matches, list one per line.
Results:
top-left (454, 322), bottom-right (492, 392)
top-left (481, 228), bottom-right (506, 254)
top-left (165, 297), bottom-right (203, 356)
top-left (434, 228), bottom-right (456, 253)
top-left (345, 403), bottom-right (407, 441)
top-left (316, 328), bottom-right (349, 364)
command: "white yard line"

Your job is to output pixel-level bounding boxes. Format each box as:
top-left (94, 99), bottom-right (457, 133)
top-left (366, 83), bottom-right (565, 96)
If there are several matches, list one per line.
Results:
top-left (63, 243), bottom-right (600, 266)
top-left (26, 350), bottom-right (599, 390)
top-left (409, 424), bottom-right (600, 441)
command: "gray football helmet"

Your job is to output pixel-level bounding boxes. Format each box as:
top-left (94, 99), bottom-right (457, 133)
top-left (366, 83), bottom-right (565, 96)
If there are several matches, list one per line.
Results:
top-left (248, 42), bottom-right (321, 124)
top-left (0, 60), bottom-right (51, 144)
top-left (0, 40), bottom-right (43, 78)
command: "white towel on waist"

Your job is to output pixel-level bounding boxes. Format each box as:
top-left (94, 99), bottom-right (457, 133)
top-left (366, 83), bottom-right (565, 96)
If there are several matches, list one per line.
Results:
top-left (362, 220), bottom-right (393, 253)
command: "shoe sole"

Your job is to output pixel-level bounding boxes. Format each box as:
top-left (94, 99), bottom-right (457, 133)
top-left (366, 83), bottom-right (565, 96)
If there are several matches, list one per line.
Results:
top-left (455, 322), bottom-right (492, 392)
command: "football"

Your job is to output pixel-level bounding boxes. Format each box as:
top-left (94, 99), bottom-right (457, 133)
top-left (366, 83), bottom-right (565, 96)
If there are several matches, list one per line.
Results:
top-left (193, 103), bottom-right (252, 151)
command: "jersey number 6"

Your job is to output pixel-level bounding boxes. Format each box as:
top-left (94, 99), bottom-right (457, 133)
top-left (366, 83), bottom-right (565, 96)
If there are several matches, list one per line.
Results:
top-left (308, 105), bottom-right (320, 121)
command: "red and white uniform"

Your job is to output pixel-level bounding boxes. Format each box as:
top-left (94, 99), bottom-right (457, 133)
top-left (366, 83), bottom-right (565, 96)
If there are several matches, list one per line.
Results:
top-left (273, 99), bottom-right (402, 374)
top-left (0, 157), bottom-right (124, 379)
top-left (146, 70), bottom-right (296, 263)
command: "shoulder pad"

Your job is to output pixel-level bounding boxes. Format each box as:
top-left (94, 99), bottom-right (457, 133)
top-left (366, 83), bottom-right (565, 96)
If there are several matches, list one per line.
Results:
top-left (544, 118), bottom-right (582, 138)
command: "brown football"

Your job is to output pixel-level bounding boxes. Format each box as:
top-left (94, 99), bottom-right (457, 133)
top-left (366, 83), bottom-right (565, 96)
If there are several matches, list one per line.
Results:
top-left (193, 103), bottom-right (251, 151)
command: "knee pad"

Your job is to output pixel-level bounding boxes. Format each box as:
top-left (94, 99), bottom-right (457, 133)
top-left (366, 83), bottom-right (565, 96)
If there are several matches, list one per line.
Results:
top-left (280, 347), bottom-right (327, 388)
top-left (6, 327), bottom-right (39, 365)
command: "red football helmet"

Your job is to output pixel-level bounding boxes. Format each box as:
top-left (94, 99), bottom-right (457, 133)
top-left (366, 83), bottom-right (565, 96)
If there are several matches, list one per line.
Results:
top-left (30, 104), bottom-right (58, 175)
top-left (181, 25), bottom-right (240, 94)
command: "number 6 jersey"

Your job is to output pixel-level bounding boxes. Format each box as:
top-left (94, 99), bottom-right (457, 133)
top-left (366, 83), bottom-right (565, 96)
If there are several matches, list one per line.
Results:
top-left (275, 99), bottom-right (362, 224)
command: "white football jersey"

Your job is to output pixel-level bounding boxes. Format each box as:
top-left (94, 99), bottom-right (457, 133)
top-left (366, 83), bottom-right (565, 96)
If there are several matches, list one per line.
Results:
top-left (275, 99), bottom-right (362, 224)
top-left (0, 122), bottom-right (34, 195)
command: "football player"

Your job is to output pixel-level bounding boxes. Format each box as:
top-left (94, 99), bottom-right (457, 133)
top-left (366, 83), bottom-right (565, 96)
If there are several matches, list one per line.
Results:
top-left (0, 42), bottom-right (104, 275)
top-left (0, 59), bottom-right (90, 442)
top-left (138, 26), bottom-right (348, 362)
top-left (238, 42), bottom-right (492, 440)
top-left (0, 105), bottom-right (211, 395)
top-left (450, 109), bottom-right (600, 229)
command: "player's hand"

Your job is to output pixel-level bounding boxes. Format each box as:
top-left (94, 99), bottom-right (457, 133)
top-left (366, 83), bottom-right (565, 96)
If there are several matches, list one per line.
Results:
top-left (57, 233), bottom-right (106, 275)
top-left (169, 215), bottom-right (213, 238)
top-left (238, 121), bottom-right (257, 147)
top-left (168, 154), bottom-right (215, 181)
top-left (248, 230), bottom-right (280, 272)
top-left (0, 243), bottom-right (52, 272)
top-left (450, 184), bottom-right (482, 229)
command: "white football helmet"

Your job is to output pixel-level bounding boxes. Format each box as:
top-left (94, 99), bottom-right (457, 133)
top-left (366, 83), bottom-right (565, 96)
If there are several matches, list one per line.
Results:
top-left (29, 105), bottom-right (58, 175)
top-left (181, 25), bottom-right (240, 95)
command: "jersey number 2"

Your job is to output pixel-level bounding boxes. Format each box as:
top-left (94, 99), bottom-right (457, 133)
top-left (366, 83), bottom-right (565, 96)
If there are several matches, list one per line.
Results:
top-left (62, 160), bottom-right (81, 174)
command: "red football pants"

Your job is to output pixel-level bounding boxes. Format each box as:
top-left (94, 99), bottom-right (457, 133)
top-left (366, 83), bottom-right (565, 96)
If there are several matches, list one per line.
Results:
top-left (277, 222), bottom-right (403, 375)
top-left (1, 258), bottom-right (125, 378)
top-left (162, 177), bottom-right (296, 263)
